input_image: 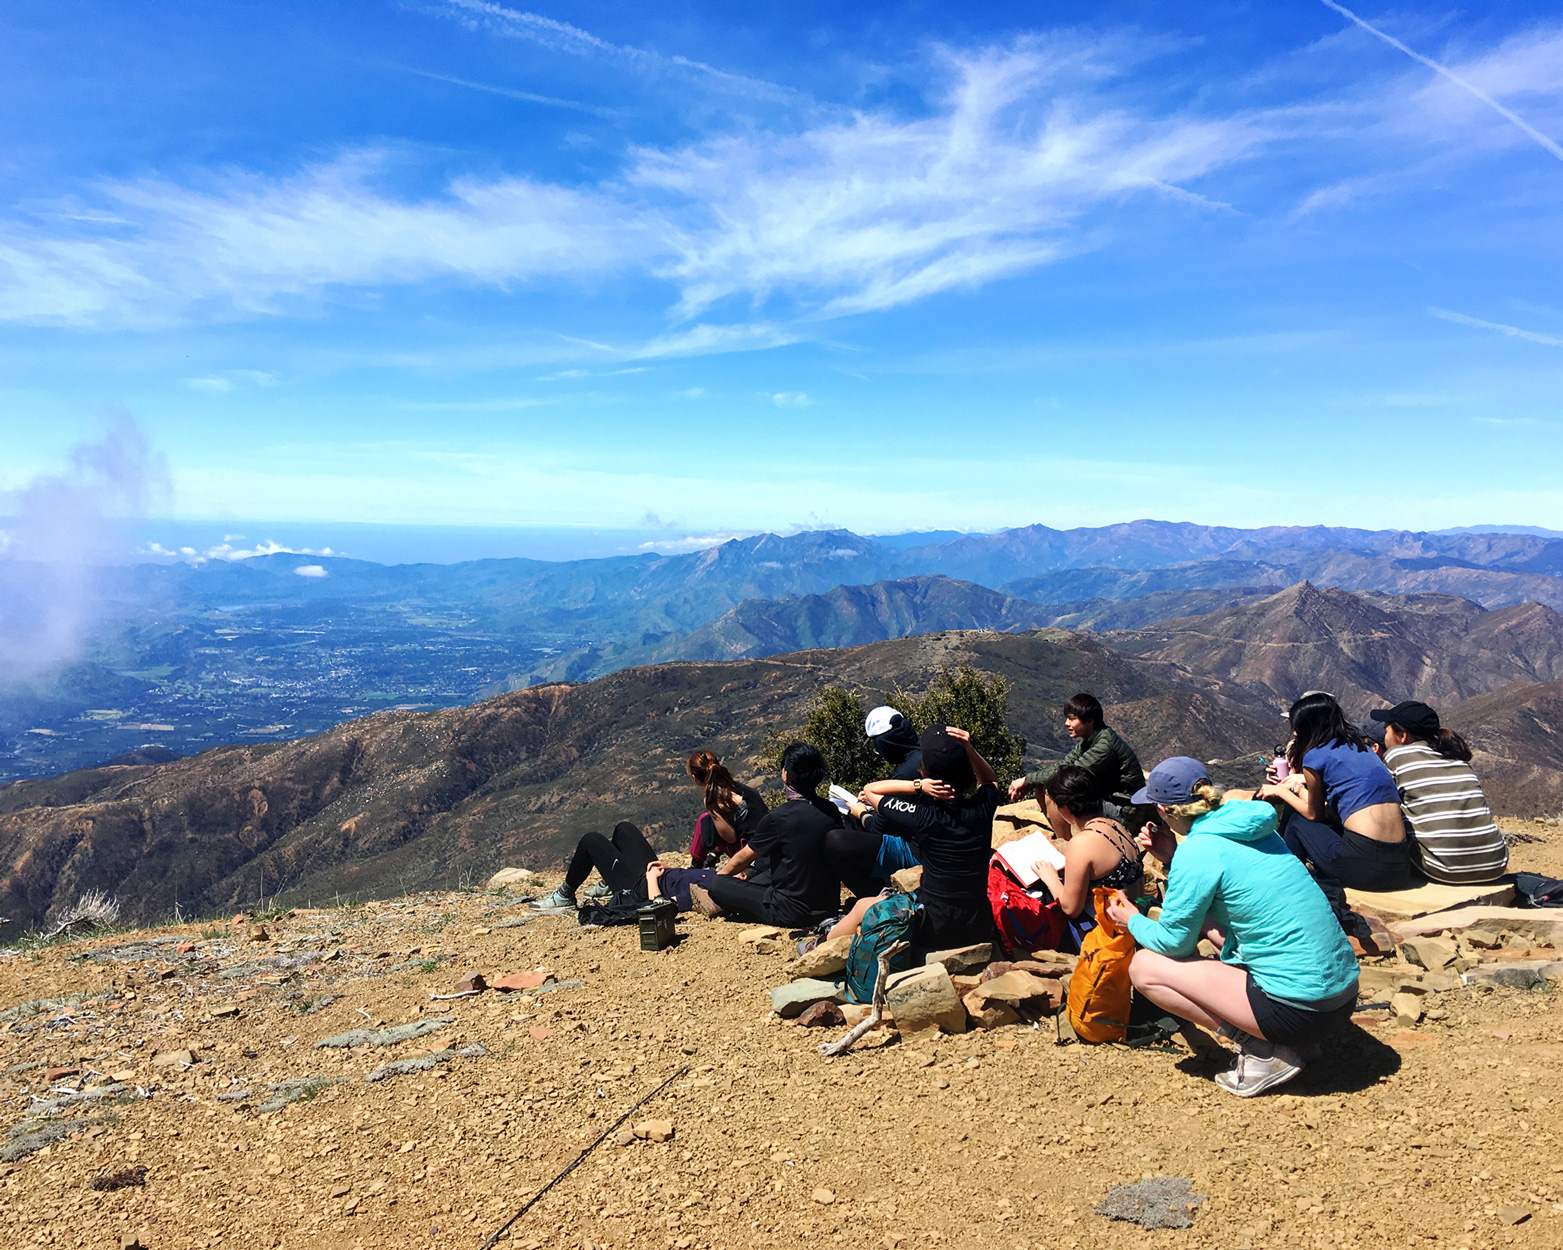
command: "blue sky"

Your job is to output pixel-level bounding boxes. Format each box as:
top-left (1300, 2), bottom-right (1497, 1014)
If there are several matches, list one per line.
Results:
top-left (2, 0), bottom-right (1563, 558)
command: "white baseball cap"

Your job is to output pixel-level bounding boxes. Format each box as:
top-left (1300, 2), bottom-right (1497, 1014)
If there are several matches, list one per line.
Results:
top-left (864, 705), bottom-right (901, 738)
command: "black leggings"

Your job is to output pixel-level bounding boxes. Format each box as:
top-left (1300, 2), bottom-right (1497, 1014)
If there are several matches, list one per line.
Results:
top-left (824, 826), bottom-right (882, 899)
top-left (1280, 811), bottom-right (1418, 893)
top-left (564, 822), bottom-right (657, 896)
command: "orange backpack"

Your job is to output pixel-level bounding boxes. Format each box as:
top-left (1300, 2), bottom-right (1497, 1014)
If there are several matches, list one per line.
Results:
top-left (1066, 887), bottom-right (1137, 1043)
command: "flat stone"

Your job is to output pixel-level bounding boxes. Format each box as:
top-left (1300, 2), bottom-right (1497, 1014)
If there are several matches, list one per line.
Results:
top-left (752, 939), bottom-right (783, 955)
top-left (176, 940), bottom-right (196, 954)
top-left (841, 1003), bottom-right (874, 1026)
top-left (150, 1050), bottom-right (194, 1067)
top-left (1498, 1205), bottom-right (1531, 1226)
top-left (812, 1187), bottom-right (836, 1205)
top-left (453, 971), bottom-right (489, 993)
top-left (492, 970), bottom-right (553, 992)
top-left (211, 1005), bottom-right (239, 1018)
top-left (924, 943), bottom-right (993, 975)
top-left (771, 978), bottom-right (846, 1019)
top-left (44, 1066), bottom-right (80, 1081)
top-left (633, 1119), bottom-right (674, 1143)
top-left (1397, 937), bottom-right (1457, 970)
top-left (1346, 880), bottom-right (1515, 923)
top-left (969, 970), bottom-right (1061, 1009)
top-left (738, 926), bottom-right (783, 944)
top-left (486, 867), bottom-right (537, 890)
top-left (1464, 960), bottom-right (1563, 989)
top-left (1462, 926), bottom-right (1504, 949)
top-left (1390, 906), bottom-right (1563, 944)
top-left (783, 935), bottom-right (852, 980)
top-left (884, 964), bottom-right (966, 1035)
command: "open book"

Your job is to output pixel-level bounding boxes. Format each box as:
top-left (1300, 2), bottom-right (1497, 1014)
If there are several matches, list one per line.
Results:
top-left (994, 830), bottom-right (1066, 887)
top-left (827, 784), bottom-right (857, 814)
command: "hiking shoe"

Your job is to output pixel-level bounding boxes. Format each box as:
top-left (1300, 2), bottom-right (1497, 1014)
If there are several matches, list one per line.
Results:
top-left (580, 882), bottom-right (612, 900)
top-left (796, 936), bottom-right (821, 957)
top-left (528, 886), bottom-right (577, 913)
top-left (1214, 1044), bottom-right (1303, 1098)
top-left (687, 884), bottom-right (723, 920)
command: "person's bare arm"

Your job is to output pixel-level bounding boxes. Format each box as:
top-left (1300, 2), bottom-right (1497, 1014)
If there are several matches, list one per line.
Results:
top-left (718, 845), bottom-right (757, 877)
top-left (944, 726), bottom-right (997, 788)
top-left (645, 861), bottom-right (665, 899)
top-left (1007, 776), bottom-right (1033, 801)
top-left (862, 777), bottom-right (955, 801)
top-left (1259, 770), bottom-right (1321, 821)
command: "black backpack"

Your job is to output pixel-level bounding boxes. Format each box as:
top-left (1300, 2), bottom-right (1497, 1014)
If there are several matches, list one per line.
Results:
top-left (576, 886), bottom-right (646, 927)
top-left (1514, 873), bottom-right (1563, 908)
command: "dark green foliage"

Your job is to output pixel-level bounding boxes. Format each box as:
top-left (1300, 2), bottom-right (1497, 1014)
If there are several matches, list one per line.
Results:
top-left (773, 665), bottom-right (1027, 794)
top-left (895, 666), bottom-right (1027, 784)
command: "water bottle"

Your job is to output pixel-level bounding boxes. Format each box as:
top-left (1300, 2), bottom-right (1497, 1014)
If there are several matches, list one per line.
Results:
top-left (1271, 747), bottom-right (1290, 782)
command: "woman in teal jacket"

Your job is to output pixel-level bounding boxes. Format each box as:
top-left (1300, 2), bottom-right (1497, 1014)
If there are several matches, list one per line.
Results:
top-left (1104, 757), bottom-right (1359, 1098)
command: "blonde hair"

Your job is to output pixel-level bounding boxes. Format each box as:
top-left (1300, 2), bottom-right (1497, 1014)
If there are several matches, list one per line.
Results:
top-left (1166, 780), bottom-right (1225, 821)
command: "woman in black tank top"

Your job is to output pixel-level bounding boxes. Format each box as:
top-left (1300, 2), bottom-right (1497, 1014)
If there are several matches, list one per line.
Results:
top-left (1036, 766), bottom-right (1144, 918)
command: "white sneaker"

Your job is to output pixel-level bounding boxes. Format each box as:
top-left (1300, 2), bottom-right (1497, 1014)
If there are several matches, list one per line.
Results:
top-left (1214, 1043), bottom-right (1303, 1097)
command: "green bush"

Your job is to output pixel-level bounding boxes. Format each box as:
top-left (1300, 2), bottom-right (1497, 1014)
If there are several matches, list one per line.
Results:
top-left (771, 665), bottom-right (1026, 794)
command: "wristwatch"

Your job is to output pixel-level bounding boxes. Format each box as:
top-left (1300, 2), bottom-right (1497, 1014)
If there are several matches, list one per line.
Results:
top-left (913, 778), bottom-right (922, 794)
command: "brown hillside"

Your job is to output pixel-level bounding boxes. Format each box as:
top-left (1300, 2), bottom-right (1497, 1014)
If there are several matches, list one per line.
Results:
top-left (0, 630), bottom-right (1276, 934)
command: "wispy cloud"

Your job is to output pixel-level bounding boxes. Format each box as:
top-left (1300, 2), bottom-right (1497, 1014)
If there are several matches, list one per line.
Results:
top-left (1320, 1), bottom-right (1563, 163)
top-left (1431, 305), bottom-right (1563, 347)
top-left (182, 369), bottom-right (278, 392)
top-left (770, 391), bottom-right (812, 407)
top-left (429, 0), bottom-right (801, 104)
top-left (403, 67), bottom-right (619, 117)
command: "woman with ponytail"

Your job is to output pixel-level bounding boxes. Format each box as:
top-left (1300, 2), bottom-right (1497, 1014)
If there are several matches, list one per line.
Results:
top-left (1105, 757), bottom-right (1359, 1098)
top-left (1373, 701), bottom-right (1508, 885)
top-left (685, 750), bottom-right (769, 869)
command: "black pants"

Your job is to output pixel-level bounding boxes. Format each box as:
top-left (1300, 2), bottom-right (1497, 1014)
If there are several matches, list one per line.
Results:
top-left (825, 826), bottom-right (882, 899)
top-left (1280, 812), bottom-right (1419, 893)
top-left (564, 822), bottom-right (657, 896)
top-left (708, 874), bottom-right (806, 926)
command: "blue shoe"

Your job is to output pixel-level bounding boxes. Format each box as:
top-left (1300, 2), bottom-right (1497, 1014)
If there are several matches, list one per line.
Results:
top-left (528, 886), bottom-right (577, 913)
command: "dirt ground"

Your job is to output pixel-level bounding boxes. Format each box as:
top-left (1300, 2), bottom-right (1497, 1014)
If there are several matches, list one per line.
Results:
top-left (4, 823), bottom-right (1563, 1250)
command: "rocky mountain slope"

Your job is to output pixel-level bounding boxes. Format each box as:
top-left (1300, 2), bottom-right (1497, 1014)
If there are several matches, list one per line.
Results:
top-left (0, 629), bottom-right (1278, 933)
top-left (1108, 582), bottom-right (1563, 709)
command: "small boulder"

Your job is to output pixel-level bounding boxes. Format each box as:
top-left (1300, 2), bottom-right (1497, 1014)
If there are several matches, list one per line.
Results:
top-left (492, 970), bottom-right (553, 992)
top-left (454, 972), bottom-right (488, 994)
top-left (783, 935), bottom-right (852, 980)
top-left (971, 970), bottom-right (1062, 1010)
top-left (1397, 936), bottom-right (1457, 970)
top-left (890, 866), bottom-right (923, 893)
top-left (248, 925), bottom-right (271, 943)
top-left (924, 944), bottom-right (993, 975)
top-left (962, 991), bottom-right (1021, 1029)
top-left (812, 1188), bottom-right (836, 1205)
top-left (771, 979), bottom-right (847, 1019)
top-left (486, 867), bottom-right (537, 891)
top-left (633, 1119), bottom-right (674, 1143)
top-left (752, 939), bottom-right (784, 955)
top-left (796, 1000), bottom-right (847, 1028)
top-left (1390, 992), bottom-right (1423, 1027)
top-left (885, 965), bottom-right (966, 1035)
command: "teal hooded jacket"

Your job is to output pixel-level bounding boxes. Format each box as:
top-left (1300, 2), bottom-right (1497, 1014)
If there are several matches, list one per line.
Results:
top-left (1126, 799), bottom-right (1359, 1006)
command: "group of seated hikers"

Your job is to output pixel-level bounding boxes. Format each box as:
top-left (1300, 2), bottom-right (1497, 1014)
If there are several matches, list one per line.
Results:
top-left (528, 689), bottom-right (1508, 1098)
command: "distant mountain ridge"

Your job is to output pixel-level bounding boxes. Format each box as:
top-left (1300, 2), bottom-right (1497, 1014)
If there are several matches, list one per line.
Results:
top-left (12, 519), bottom-right (1563, 777)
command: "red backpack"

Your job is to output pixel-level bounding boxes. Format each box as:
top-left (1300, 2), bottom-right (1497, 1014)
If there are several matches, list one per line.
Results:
top-left (987, 855), bottom-right (1065, 956)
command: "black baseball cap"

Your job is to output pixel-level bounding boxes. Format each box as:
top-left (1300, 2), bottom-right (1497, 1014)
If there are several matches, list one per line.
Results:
top-left (1371, 701), bottom-right (1441, 737)
top-left (918, 724), bottom-right (973, 787)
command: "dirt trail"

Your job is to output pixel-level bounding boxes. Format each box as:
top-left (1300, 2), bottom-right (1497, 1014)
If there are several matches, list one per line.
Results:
top-left (4, 827), bottom-right (1563, 1250)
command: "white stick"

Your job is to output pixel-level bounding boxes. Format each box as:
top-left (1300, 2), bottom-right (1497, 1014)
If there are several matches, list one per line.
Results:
top-left (819, 940), bottom-right (909, 1057)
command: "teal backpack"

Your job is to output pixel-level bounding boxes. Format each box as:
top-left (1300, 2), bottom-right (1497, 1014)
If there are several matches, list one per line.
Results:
top-left (845, 892), bottom-right (923, 1003)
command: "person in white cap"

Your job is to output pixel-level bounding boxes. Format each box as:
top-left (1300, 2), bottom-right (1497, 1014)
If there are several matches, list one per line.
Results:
top-left (864, 705), bottom-right (922, 781)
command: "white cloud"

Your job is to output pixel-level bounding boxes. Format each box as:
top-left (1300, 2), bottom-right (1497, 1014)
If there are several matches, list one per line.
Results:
top-left (293, 564), bottom-right (328, 578)
top-left (181, 369), bottom-right (277, 392)
top-left (1430, 306), bottom-right (1563, 347)
top-left (678, 387), bottom-right (705, 398)
top-left (183, 376), bottom-right (233, 392)
top-left (140, 537), bottom-right (340, 563)
top-left (770, 391), bottom-right (812, 407)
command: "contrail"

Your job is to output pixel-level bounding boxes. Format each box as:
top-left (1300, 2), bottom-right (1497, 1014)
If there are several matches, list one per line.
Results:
top-left (1321, 0), bottom-right (1563, 164)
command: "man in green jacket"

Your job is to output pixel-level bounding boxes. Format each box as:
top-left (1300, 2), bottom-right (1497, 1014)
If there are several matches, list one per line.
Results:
top-left (1008, 692), bottom-right (1147, 813)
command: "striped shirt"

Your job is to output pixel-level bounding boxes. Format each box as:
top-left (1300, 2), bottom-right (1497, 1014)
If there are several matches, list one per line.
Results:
top-left (1384, 742), bottom-right (1508, 885)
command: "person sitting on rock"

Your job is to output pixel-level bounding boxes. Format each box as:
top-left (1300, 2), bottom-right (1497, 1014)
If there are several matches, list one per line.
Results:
top-left (1258, 692), bottom-right (1417, 892)
top-left (1034, 765), bottom-right (1144, 923)
top-left (1007, 692), bottom-right (1147, 820)
top-left (685, 750), bottom-right (769, 870)
top-left (688, 742), bottom-right (843, 929)
top-left (1105, 757), bottom-right (1360, 1098)
top-left (824, 725), bottom-right (1000, 953)
top-left (1373, 700), bottom-right (1509, 886)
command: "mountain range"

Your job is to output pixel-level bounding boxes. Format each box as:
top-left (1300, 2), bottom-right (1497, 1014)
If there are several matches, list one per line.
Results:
top-left (5, 579), bottom-right (1563, 934)
top-left (11, 519), bottom-right (1563, 778)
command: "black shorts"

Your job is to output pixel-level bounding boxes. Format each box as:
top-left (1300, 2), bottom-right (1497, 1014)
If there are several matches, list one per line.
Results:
top-left (1246, 974), bottom-right (1356, 1049)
